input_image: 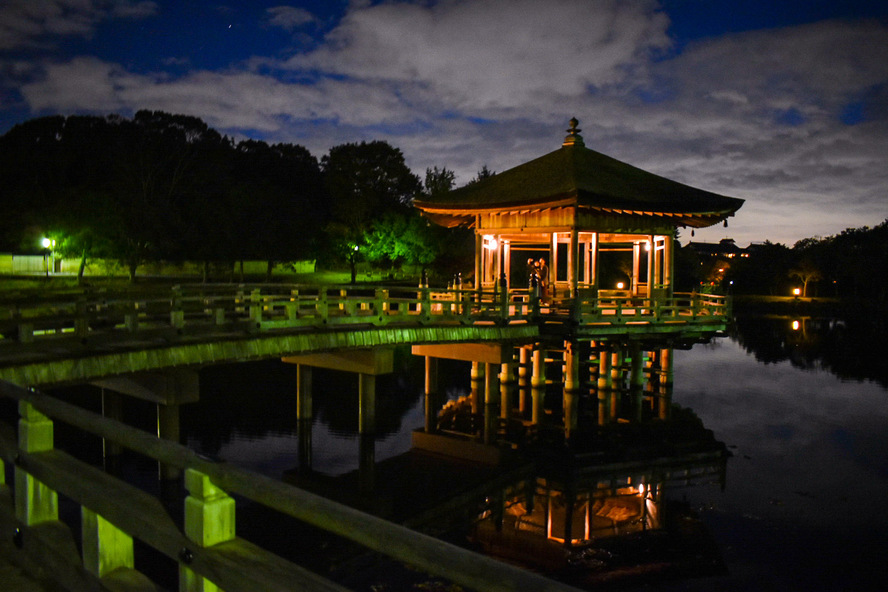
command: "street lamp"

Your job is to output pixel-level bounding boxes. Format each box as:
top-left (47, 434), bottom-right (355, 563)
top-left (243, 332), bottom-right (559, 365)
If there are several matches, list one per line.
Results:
top-left (41, 237), bottom-right (56, 276)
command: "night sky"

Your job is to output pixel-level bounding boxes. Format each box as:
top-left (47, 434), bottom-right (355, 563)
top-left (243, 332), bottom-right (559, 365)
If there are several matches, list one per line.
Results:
top-left (2, 0), bottom-right (886, 247)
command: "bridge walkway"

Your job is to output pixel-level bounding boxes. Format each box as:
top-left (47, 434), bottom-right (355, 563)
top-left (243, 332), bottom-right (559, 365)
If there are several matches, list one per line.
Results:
top-left (0, 283), bottom-right (729, 386)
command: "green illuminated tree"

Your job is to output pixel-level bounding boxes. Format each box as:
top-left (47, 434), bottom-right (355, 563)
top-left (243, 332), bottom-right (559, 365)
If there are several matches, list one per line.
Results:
top-left (322, 141), bottom-right (421, 282)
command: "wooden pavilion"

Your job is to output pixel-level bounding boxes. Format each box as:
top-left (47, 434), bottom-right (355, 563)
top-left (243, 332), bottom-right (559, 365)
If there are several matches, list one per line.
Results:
top-left (415, 119), bottom-right (744, 301)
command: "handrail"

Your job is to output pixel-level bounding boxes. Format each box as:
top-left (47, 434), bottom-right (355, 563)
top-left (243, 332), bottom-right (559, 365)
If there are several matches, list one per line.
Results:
top-left (0, 380), bottom-right (582, 592)
top-left (0, 284), bottom-right (729, 349)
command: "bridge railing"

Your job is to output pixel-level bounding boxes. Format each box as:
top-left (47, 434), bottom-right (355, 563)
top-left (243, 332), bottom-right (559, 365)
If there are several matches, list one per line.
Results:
top-left (0, 283), bottom-right (537, 345)
top-left (0, 284), bottom-right (727, 347)
top-left (0, 379), bottom-right (581, 592)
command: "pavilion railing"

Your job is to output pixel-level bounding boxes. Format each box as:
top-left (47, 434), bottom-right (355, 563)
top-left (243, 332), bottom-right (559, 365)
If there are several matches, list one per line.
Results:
top-left (571, 291), bottom-right (730, 327)
top-left (0, 379), bottom-right (582, 592)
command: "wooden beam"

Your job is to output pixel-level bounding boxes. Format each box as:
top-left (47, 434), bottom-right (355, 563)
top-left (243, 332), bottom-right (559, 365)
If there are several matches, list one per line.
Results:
top-left (412, 342), bottom-right (510, 364)
top-left (282, 348), bottom-right (394, 375)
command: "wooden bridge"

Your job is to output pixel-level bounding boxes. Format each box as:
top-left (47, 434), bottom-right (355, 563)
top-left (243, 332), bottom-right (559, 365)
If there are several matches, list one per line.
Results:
top-left (0, 283), bottom-right (729, 386)
top-left (0, 283), bottom-right (730, 591)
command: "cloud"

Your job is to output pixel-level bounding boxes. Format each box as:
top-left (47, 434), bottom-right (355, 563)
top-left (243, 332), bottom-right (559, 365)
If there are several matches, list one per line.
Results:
top-left (6, 1), bottom-right (888, 246)
top-left (282, 0), bottom-right (671, 113)
top-left (266, 6), bottom-right (315, 31)
top-left (0, 0), bottom-right (158, 50)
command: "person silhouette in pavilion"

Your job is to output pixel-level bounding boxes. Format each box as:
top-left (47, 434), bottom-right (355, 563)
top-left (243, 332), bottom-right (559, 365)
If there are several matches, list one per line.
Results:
top-left (536, 257), bottom-right (549, 303)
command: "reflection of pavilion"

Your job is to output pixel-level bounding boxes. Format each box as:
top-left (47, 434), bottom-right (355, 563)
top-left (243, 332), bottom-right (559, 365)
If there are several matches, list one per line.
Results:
top-left (470, 439), bottom-right (728, 580)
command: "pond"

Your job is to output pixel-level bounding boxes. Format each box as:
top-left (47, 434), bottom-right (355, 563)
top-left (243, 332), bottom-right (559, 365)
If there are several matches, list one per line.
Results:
top-left (5, 311), bottom-right (886, 590)
top-left (660, 314), bottom-right (888, 591)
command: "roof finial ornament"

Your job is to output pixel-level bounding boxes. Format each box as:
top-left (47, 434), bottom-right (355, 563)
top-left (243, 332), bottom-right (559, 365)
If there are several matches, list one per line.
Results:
top-left (563, 117), bottom-right (584, 147)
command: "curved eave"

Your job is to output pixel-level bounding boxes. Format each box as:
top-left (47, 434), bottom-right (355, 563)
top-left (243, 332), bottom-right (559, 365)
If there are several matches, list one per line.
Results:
top-left (417, 199), bottom-right (741, 229)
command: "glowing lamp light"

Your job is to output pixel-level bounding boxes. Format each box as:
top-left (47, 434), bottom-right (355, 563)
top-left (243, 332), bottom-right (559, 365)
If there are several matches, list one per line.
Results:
top-left (482, 235), bottom-right (498, 250)
top-left (793, 288), bottom-right (802, 296)
top-left (41, 237), bottom-right (53, 249)
top-left (792, 320), bottom-right (800, 331)
top-left (616, 281), bottom-right (625, 289)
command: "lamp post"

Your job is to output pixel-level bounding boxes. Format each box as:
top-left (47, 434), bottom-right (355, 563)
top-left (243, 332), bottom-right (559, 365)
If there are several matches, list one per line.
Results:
top-left (41, 237), bottom-right (55, 277)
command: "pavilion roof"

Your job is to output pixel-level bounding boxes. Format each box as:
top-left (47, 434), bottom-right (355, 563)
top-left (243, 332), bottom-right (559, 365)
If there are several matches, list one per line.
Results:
top-left (415, 119), bottom-right (744, 229)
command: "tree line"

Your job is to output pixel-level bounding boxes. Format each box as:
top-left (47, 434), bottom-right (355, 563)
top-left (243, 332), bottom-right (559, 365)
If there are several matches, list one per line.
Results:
top-left (0, 111), bottom-right (474, 283)
top-left (2, 111), bottom-right (884, 305)
top-left (698, 221), bottom-right (888, 308)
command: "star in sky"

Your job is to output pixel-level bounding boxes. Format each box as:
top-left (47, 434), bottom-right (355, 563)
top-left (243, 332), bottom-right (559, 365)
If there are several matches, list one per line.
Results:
top-left (1, 0), bottom-right (886, 247)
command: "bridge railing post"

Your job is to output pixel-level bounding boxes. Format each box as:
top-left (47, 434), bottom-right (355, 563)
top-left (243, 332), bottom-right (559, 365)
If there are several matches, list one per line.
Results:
top-left (181, 468), bottom-right (235, 592)
top-left (316, 287), bottom-right (329, 322)
top-left (74, 297), bottom-right (90, 339)
top-left (287, 289), bottom-right (299, 322)
top-left (16, 400), bottom-right (58, 526)
top-left (171, 286), bottom-right (185, 330)
top-left (420, 286), bottom-right (431, 323)
top-left (125, 301), bottom-right (140, 332)
top-left (81, 507), bottom-right (135, 579)
top-left (250, 289), bottom-right (263, 325)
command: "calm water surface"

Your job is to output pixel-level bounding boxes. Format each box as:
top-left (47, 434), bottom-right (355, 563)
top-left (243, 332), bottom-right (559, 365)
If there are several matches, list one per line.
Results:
top-left (9, 314), bottom-right (885, 590)
top-left (662, 316), bottom-right (888, 591)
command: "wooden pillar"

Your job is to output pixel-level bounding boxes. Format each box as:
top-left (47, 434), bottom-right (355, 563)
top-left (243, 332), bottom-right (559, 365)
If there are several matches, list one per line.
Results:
top-left (610, 349), bottom-right (623, 390)
top-left (359, 373), bottom-right (376, 495)
top-left (598, 346), bottom-right (612, 391)
top-left (659, 348), bottom-right (674, 386)
top-left (531, 348), bottom-right (546, 388)
top-left (568, 228), bottom-right (579, 297)
top-left (589, 232), bottom-right (599, 290)
top-left (531, 347), bottom-right (545, 425)
top-left (424, 356), bottom-right (439, 432)
top-left (474, 231), bottom-right (483, 292)
top-left (500, 362), bottom-right (515, 421)
top-left (484, 362), bottom-right (498, 444)
top-left (563, 342), bottom-right (580, 439)
top-left (517, 347), bottom-right (530, 415)
top-left (664, 233), bottom-right (674, 296)
top-left (503, 240), bottom-right (511, 290)
top-left (632, 242), bottom-right (642, 296)
top-left (181, 469), bottom-right (235, 592)
top-left (647, 234), bottom-right (655, 297)
top-left (297, 364), bottom-right (312, 471)
top-left (471, 361), bottom-right (483, 415)
top-left (16, 402), bottom-right (58, 526)
top-left (659, 348), bottom-right (674, 420)
top-left (563, 486), bottom-right (575, 548)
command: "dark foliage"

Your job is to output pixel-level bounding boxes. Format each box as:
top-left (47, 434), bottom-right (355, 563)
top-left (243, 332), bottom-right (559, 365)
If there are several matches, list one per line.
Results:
top-left (0, 112), bottom-right (325, 279)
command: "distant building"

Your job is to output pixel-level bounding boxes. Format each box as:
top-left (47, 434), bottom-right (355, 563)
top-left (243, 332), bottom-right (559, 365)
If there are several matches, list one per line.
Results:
top-left (687, 238), bottom-right (749, 259)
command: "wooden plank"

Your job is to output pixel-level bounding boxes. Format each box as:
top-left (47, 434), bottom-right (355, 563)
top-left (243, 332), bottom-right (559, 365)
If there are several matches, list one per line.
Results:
top-left (16, 449), bottom-right (349, 592)
top-left (2, 384), bottom-right (583, 592)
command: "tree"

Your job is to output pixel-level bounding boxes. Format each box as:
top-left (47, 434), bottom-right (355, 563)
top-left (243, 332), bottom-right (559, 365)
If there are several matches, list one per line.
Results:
top-left (322, 141), bottom-right (421, 282)
top-left (423, 166), bottom-right (456, 198)
top-left (789, 259), bottom-right (823, 297)
top-left (467, 165), bottom-right (496, 185)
